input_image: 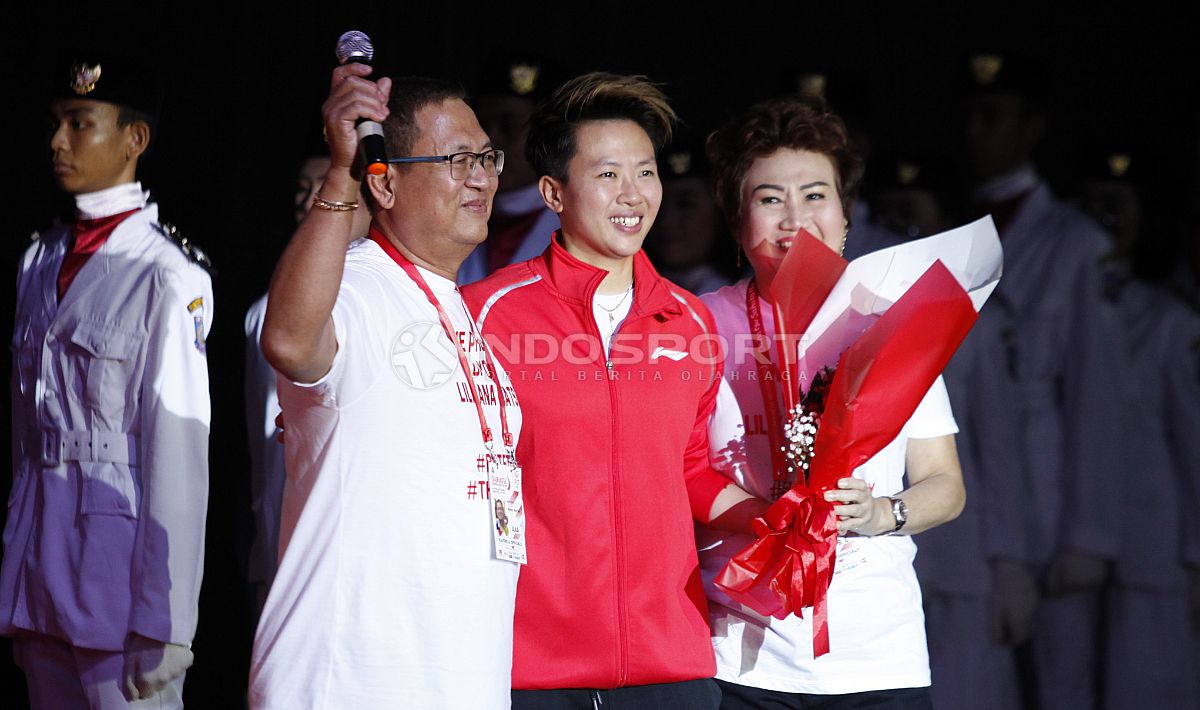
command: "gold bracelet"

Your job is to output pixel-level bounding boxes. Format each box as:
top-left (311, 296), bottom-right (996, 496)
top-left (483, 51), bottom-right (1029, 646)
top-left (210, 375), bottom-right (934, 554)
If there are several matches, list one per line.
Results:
top-left (311, 193), bottom-right (359, 212)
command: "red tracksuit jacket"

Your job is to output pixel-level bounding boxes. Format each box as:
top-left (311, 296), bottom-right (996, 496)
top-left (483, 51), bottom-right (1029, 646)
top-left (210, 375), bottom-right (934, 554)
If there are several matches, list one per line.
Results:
top-left (462, 235), bottom-right (728, 689)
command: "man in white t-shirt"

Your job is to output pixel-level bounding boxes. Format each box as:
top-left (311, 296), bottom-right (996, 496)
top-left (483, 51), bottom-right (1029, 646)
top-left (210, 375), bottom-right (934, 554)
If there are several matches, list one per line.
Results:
top-left (243, 153), bottom-right (372, 619)
top-left (248, 62), bottom-right (521, 709)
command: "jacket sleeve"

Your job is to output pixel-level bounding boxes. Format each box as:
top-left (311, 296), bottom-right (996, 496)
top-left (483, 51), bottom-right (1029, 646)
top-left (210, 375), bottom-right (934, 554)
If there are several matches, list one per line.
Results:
top-left (683, 303), bottom-right (734, 521)
top-left (128, 263), bottom-right (213, 647)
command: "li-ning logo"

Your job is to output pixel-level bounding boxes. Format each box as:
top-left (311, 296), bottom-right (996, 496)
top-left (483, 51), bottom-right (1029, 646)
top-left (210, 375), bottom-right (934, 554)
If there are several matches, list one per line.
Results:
top-left (390, 320), bottom-right (459, 390)
top-left (71, 62), bottom-right (102, 95)
top-left (650, 346), bottom-right (688, 362)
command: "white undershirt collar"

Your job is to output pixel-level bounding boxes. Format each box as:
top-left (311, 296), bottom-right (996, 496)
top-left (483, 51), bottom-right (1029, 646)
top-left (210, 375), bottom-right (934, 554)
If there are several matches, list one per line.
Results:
top-left (972, 164), bottom-right (1040, 205)
top-left (75, 181), bottom-right (150, 220)
top-left (593, 286), bottom-right (635, 352)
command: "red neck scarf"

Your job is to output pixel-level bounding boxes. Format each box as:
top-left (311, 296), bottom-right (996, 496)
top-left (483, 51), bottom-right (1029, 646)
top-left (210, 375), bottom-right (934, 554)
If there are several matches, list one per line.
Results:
top-left (57, 209), bottom-right (139, 302)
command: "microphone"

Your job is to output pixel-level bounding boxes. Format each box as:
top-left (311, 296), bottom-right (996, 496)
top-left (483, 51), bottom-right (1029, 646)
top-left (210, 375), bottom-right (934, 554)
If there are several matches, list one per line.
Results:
top-left (335, 30), bottom-right (388, 176)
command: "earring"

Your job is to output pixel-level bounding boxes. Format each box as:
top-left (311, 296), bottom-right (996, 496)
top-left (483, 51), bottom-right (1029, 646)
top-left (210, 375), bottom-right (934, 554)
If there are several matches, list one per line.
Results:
top-left (840, 226), bottom-right (848, 257)
top-left (736, 247), bottom-right (743, 270)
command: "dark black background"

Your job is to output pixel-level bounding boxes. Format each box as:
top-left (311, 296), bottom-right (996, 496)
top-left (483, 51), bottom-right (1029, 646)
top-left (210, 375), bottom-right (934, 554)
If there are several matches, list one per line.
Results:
top-left (1, 3), bottom-right (1196, 706)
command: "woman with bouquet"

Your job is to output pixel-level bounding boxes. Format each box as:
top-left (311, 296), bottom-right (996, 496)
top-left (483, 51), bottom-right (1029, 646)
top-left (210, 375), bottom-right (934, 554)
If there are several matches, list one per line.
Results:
top-left (697, 95), bottom-right (966, 709)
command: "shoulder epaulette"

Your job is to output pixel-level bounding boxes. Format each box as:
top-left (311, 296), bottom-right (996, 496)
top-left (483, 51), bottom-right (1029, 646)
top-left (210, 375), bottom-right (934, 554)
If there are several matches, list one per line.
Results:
top-left (154, 221), bottom-right (214, 273)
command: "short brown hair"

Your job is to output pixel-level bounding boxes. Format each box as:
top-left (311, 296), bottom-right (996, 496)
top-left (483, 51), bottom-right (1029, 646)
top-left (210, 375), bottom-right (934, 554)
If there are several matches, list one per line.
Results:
top-left (707, 95), bottom-right (862, 231)
top-left (526, 72), bottom-right (676, 182)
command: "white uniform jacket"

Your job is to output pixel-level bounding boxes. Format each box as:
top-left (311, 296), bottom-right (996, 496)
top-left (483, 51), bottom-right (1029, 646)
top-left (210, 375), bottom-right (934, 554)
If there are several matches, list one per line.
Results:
top-left (916, 298), bottom-right (1029, 595)
top-left (995, 181), bottom-right (1124, 563)
top-left (457, 183), bottom-right (558, 286)
top-left (1111, 277), bottom-right (1200, 588)
top-left (1, 203), bottom-right (213, 651)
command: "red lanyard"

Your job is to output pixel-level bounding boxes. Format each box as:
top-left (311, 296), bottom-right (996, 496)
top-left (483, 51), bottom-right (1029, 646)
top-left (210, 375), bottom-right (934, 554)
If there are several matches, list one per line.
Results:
top-left (368, 226), bottom-right (514, 451)
top-left (746, 280), bottom-right (797, 498)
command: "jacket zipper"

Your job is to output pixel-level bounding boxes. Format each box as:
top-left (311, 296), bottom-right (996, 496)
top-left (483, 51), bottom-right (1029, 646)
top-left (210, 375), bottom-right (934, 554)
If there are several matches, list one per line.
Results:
top-left (592, 291), bottom-right (672, 688)
top-left (602, 312), bottom-right (629, 687)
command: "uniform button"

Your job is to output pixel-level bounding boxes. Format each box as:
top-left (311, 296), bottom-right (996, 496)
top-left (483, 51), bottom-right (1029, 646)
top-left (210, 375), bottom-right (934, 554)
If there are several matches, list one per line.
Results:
top-left (45, 390), bottom-right (55, 399)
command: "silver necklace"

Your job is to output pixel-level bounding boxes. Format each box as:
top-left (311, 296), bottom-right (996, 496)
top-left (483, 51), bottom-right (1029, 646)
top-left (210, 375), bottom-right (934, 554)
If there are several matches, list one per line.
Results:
top-left (594, 283), bottom-right (633, 325)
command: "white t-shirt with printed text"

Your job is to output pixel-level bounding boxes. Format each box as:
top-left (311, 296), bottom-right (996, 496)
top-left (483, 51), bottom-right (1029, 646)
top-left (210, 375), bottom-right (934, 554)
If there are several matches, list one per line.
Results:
top-left (699, 281), bottom-right (957, 695)
top-left (249, 238), bottom-right (521, 710)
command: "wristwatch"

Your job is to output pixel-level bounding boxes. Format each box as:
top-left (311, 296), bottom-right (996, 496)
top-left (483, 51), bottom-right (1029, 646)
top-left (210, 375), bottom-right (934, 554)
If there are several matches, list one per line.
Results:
top-left (886, 496), bottom-right (908, 533)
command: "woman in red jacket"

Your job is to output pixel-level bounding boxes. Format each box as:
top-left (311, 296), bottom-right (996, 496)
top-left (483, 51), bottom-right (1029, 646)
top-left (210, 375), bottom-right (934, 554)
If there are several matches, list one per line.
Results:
top-left (461, 72), bottom-right (763, 709)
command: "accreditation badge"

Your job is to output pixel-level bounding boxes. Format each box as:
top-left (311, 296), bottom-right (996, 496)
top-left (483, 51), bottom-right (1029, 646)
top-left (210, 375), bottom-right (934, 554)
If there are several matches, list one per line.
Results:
top-left (489, 453), bottom-right (527, 564)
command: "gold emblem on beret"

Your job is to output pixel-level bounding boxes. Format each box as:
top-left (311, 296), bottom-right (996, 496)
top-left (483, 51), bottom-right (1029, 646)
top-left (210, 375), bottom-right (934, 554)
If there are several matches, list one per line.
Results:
top-left (1107, 153), bottom-right (1131, 178)
top-left (796, 73), bottom-right (827, 99)
top-left (667, 152), bottom-right (691, 176)
top-left (509, 63), bottom-right (539, 96)
top-left (971, 53), bottom-right (1003, 86)
top-left (71, 62), bottom-right (102, 95)
top-left (897, 162), bottom-right (920, 186)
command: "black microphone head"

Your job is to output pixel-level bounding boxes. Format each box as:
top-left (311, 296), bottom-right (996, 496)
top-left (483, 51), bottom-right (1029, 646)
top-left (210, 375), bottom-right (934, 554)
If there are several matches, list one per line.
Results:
top-left (335, 31), bottom-right (374, 65)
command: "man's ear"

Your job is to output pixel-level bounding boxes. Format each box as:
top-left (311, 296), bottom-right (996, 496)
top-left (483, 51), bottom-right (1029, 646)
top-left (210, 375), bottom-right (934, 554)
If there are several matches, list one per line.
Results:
top-left (539, 174), bottom-right (564, 214)
top-left (366, 168), bottom-right (396, 210)
top-left (126, 120), bottom-right (150, 162)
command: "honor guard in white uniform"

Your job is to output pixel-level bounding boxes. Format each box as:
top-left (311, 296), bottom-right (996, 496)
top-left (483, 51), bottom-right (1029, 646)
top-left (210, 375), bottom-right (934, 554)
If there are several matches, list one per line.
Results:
top-left (1078, 149), bottom-right (1200, 710)
top-left (2, 54), bottom-right (213, 708)
top-left (457, 53), bottom-right (560, 285)
top-left (784, 66), bottom-right (905, 262)
top-left (646, 133), bottom-right (736, 294)
top-left (869, 151), bottom-right (1031, 710)
top-left (963, 51), bottom-right (1125, 710)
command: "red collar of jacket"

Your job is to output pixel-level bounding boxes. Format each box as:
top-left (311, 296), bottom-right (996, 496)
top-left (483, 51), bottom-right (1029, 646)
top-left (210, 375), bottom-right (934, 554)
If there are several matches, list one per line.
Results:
top-left (530, 231), bottom-right (686, 321)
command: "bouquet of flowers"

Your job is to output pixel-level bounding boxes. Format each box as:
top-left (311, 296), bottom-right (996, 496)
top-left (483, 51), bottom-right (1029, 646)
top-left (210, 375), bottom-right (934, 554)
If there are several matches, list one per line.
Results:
top-left (715, 217), bottom-right (1003, 656)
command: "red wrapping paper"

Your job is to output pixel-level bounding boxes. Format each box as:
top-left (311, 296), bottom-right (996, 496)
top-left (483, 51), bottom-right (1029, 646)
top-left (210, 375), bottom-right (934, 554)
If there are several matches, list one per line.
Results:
top-left (715, 240), bottom-right (979, 657)
top-left (749, 230), bottom-right (846, 401)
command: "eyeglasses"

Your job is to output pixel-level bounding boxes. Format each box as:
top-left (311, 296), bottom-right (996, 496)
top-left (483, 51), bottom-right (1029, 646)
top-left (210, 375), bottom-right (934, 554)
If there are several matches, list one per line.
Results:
top-left (387, 149), bottom-right (505, 180)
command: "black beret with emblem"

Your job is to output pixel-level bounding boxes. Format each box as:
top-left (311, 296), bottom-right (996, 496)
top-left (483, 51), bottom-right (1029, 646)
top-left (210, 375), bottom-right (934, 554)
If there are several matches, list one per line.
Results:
top-left (960, 50), bottom-right (1046, 106)
top-left (779, 65), bottom-right (870, 130)
top-left (474, 50), bottom-right (562, 103)
top-left (52, 52), bottom-right (164, 120)
top-left (1078, 144), bottom-right (1140, 185)
top-left (868, 147), bottom-right (954, 195)
top-left (661, 128), bottom-right (710, 181)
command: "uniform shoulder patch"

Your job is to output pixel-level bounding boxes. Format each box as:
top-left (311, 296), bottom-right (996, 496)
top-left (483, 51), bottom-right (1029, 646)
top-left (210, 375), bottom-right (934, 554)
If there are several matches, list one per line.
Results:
top-left (154, 221), bottom-right (214, 273)
top-left (188, 295), bottom-right (208, 353)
